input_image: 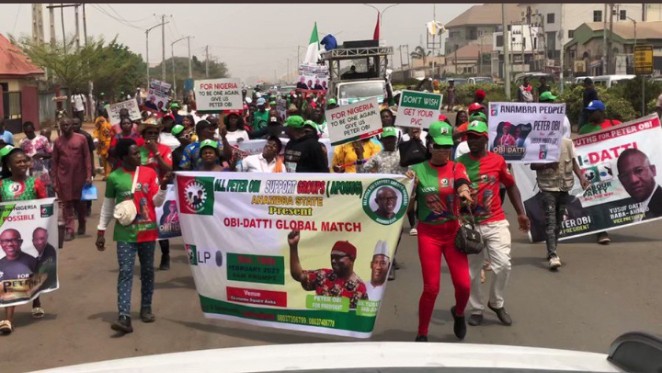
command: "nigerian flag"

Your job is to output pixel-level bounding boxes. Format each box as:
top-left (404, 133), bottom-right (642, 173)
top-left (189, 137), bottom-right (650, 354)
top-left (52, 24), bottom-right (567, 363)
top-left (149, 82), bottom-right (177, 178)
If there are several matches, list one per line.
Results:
top-left (302, 22), bottom-right (320, 66)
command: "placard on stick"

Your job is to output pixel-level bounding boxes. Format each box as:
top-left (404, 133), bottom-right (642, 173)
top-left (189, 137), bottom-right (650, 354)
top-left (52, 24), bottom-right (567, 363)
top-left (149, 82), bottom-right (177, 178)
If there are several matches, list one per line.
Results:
top-left (395, 90), bottom-right (443, 129)
top-left (326, 98), bottom-right (382, 146)
top-left (194, 78), bottom-right (243, 111)
top-left (107, 99), bottom-right (142, 125)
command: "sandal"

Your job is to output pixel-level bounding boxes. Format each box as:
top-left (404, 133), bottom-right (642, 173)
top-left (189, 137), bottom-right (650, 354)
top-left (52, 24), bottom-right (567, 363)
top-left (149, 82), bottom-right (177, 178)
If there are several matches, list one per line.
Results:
top-left (0, 320), bottom-right (12, 335)
top-left (32, 307), bottom-right (45, 319)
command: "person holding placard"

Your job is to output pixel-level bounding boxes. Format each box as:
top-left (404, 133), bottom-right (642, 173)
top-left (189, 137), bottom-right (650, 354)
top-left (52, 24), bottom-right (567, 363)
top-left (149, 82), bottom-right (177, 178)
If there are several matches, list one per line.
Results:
top-left (0, 147), bottom-right (49, 335)
top-left (283, 115), bottom-right (328, 173)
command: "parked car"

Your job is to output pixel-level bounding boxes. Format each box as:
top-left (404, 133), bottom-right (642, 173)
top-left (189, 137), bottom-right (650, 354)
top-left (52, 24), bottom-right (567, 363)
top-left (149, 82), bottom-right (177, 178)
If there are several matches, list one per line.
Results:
top-left (591, 74), bottom-right (635, 88)
top-left (514, 72), bottom-right (556, 86)
top-left (468, 76), bottom-right (493, 84)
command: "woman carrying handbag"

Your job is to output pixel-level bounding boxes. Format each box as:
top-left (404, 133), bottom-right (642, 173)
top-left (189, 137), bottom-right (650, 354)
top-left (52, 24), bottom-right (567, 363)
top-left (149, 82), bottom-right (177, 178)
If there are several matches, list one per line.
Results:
top-left (406, 121), bottom-right (473, 342)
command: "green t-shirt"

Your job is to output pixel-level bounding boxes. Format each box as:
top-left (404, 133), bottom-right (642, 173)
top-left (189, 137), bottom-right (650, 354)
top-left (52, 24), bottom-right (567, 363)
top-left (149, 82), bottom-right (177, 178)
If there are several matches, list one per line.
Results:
top-left (578, 123), bottom-right (602, 135)
top-left (252, 110), bottom-right (269, 130)
top-left (412, 161), bottom-right (469, 225)
top-left (105, 167), bottom-right (160, 243)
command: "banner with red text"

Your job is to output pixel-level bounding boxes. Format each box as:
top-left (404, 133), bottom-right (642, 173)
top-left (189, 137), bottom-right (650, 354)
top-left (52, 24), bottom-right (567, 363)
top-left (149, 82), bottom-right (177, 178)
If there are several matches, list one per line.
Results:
top-left (194, 78), bottom-right (243, 111)
top-left (0, 198), bottom-right (59, 306)
top-left (175, 172), bottom-right (414, 338)
top-left (513, 114), bottom-right (662, 242)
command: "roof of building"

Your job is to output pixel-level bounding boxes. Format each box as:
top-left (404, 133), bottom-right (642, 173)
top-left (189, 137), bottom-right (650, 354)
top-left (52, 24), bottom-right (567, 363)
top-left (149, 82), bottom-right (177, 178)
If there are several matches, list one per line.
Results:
top-left (0, 33), bottom-right (44, 77)
top-left (452, 43), bottom-right (494, 60)
top-left (446, 4), bottom-right (523, 28)
top-left (583, 21), bottom-right (662, 40)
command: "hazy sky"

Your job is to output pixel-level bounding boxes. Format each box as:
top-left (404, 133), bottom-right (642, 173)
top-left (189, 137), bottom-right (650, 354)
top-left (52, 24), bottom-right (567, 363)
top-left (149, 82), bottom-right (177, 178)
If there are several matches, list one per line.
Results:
top-left (1, 3), bottom-right (475, 84)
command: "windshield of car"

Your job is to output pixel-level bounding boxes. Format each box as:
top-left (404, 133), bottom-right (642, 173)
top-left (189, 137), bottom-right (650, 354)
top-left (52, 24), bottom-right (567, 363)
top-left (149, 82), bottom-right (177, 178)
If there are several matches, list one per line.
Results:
top-left (472, 77), bottom-right (492, 83)
top-left (338, 81), bottom-right (385, 100)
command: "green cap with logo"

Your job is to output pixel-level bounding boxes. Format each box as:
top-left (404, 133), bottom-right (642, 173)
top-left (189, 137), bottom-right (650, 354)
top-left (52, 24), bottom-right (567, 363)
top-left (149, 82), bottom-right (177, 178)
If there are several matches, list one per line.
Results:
top-left (539, 91), bottom-right (557, 102)
top-left (0, 145), bottom-right (14, 159)
top-left (428, 121), bottom-right (454, 146)
top-left (381, 127), bottom-right (398, 138)
top-left (466, 120), bottom-right (488, 135)
top-left (285, 115), bottom-right (305, 128)
top-left (469, 111), bottom-right (487, 122)
top-left (199, 139), bottom-right (218, 150)
top-left (303, 120), bottom-right (319, 132)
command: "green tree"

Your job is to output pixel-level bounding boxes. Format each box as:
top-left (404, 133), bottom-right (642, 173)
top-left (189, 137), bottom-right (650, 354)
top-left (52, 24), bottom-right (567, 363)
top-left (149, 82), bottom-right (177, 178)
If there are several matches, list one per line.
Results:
top-left (149, 56), bottom-right (228, 98)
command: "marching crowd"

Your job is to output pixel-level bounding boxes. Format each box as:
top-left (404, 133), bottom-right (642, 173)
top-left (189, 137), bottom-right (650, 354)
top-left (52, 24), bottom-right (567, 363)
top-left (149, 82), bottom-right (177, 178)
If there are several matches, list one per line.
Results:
top-left (1, 77), bottom-right (661, 342)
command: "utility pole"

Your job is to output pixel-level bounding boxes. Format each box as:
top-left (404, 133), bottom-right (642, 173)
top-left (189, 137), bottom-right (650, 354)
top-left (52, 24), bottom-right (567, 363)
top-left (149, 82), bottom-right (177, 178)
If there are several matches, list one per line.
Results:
top-left (47, 4), bottom-right (80, 53)
top-left (60, 5), bottom-right (66, 54)
top-left (49, 3), bottom-right (56, 48)
top-left (74, 3), bottom-right (80, 50)
top-left (171, 36), bottom-right (189, 99)
top-left (398, 45), bottom-right (404, 69)
top-left (32, 4), bottom-right (45, 44)
top-left (161, 14), bottom-right (167, 81)
top-left (205, 45), bottom-right (209, 78)
top-left (608, 3), bottom-right (614, 74)
top-left (187, 36), bottom-right (193, 79)
top-left (602, 4), bottom-right (608, 74)
top-left (559, 6), bottom-right (565, 94)
top-left (502, 3), bottom-right (511, 100)
top-left (145, 19), bottom-right (169, 88)
top-left (82, 3), bottom-right (87, 46)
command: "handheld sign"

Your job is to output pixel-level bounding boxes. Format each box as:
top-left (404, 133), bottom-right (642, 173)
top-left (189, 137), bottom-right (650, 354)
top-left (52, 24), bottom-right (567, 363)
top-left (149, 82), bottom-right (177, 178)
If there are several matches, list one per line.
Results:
top-left (147, 79), bottom-right (172, 110)
top-left (108, 99), bottom-right (142, 125)
top-left (194, 78), bottom-right (243, 111)
top-left (488, 102), bottom-right (565, 163)
top-left (326, 98), bottom-right (382, 146)
top-left (395, 90), bottom-right (443, 129)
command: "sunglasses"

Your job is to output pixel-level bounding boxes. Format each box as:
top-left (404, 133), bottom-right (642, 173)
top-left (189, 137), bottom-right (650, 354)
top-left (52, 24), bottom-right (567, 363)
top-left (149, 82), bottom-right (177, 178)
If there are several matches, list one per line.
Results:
top-left (431, 144), bottom-right (453, 150)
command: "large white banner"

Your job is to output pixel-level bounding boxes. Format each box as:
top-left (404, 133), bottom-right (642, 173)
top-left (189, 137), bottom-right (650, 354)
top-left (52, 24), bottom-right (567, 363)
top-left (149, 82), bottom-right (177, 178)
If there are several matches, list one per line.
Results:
top-left (514, 114), bottom-right (662, 242)
top-left (175, 172), bottom-right (414, 338)
top-left (0, 198), bottom-right (59, 306)
top-left (107, 99), bottom-right (142, 125)
top-left (326, 98), bottom-right (382, 146)
top-left (488, 102), bottom-right (565, 163)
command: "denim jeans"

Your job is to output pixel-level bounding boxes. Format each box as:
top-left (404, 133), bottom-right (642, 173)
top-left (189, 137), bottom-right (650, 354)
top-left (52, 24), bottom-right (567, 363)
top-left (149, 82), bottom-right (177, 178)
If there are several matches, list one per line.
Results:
top-left (541, 191), bottom-right (573, 259)
top-left (116, 241), bottom-right (155, 316)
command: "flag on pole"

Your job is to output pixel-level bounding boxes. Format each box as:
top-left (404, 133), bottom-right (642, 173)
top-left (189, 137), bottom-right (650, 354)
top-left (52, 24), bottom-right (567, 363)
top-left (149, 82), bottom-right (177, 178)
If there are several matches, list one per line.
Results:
top-left (302, 22), bottom-right (321, 66)
top-left (373, 12), bottom-right (380, 41)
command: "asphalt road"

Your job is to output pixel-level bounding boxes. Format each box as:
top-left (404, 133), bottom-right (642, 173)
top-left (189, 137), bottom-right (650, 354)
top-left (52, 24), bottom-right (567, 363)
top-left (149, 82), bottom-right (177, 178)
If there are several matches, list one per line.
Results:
top-left (3, 116), bottom-right (662, 372)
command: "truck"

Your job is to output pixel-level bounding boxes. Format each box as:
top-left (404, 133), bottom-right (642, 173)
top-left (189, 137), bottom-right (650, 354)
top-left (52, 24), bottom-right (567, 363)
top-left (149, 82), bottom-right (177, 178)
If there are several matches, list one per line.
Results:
top-left (320, 40), bottom-right (394, 106)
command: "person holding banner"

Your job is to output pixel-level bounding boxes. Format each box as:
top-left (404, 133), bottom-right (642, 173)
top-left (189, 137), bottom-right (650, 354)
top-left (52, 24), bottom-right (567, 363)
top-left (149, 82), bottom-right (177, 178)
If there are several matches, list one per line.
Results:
top-left (241, 136), bottom-right (285, 173)
top-left (407, 120), bottom-right (473, 341)
top-left (0, 148), bottom-right (49, 335)
top-left (287, 230), bottom-right (368, 309)
top-left (96, 138), bottom-right (170, 334)
top-left (283, 115), bottom-right (329, 173)
top-left (178, 120), bottom-right (232, 171)
top-left (198, 139), bottom-right (232, 172)
top-left (456, 121), bottom-right (530, 327)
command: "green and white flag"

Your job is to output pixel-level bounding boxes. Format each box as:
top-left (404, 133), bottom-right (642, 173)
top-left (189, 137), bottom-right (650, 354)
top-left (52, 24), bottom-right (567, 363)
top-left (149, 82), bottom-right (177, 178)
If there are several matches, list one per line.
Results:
top-left (302, 22), bottom-right (320, 66)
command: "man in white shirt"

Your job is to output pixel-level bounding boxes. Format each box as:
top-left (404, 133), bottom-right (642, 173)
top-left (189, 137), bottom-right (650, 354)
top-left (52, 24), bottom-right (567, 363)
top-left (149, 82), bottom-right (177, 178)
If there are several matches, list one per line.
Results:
top-left (240, 136), bottom-right (286, 173)
top-left (70, 91), bottom-right (87, 123)
top-left (365, 240), bottom-right (391, 300)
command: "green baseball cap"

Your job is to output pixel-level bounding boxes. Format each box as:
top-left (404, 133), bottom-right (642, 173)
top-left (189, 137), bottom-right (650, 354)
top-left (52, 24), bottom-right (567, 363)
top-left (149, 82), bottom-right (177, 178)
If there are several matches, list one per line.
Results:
top-left (170, 102), bottom-right (181, 109)
top-left (539, 91), bottom-right (557, 102)
top-left (428, 121), bottom-right (454, 146)
top-left (303, 120), bottom-right (319, 132)
top-left (199, 139), bottom-right (218, 150)
top-left (171, 124), bottom-right (185, 136)
top-left (0, 145), bottom-right (14, 158)
top-left (466, 120), bottom-right (488, 135)
top-left (285, 115), bottom-right (305, 128)
top-left (327, 98), bottom-right (337, 106)
top-left (381, 127), bottom-right (397, 138)
top-left (469, 111), bottom-right (487, 122)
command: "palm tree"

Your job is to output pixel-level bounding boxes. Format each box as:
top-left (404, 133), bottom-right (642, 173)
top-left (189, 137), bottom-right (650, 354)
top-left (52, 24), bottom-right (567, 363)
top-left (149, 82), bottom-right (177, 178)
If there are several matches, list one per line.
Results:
top-left (410, 46), bottom-right (431, 66)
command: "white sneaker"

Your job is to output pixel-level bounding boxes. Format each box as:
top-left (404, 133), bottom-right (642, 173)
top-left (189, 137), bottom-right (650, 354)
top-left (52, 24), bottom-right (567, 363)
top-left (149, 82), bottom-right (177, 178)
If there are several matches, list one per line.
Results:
top-left (549, 256), bottom-right (562, 270)
top-left (409, 228), bottom-right (418, 236)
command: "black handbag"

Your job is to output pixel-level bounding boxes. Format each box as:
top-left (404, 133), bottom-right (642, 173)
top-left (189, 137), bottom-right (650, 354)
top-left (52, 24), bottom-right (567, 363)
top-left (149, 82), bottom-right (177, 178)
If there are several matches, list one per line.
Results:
top-left (455, 205), bottom-right (484, 255)
top-left (399, 139), bottom-right (428, 167)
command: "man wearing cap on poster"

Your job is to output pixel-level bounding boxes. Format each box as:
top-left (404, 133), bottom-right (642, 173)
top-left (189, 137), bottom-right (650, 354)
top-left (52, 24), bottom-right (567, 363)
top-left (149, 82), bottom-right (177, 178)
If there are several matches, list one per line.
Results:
top-left (365, 240), bottom-right (391, 300)
top-left (287, 230), bottom-right (368, 308)
top-left (283, 115), bottom-right (329, 173)
top-left (456, 120), bottom-right (530, 327)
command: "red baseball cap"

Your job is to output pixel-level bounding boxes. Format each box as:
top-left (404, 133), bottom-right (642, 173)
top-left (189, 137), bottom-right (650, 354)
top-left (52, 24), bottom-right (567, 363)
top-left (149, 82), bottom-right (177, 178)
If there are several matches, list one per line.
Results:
top-left (468, 102), bottom-right (485, 113)
top-left (438, 114), bottom-right (448, 122)
top-left (475, 89), bottom-right (486, 100)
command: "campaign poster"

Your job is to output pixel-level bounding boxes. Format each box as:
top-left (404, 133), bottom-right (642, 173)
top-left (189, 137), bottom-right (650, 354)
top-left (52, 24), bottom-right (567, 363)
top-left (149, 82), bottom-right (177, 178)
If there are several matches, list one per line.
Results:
top-left (156, 185), bottom-right (180, 239)
top-left (326, 98), bottom-right (382, 146)
top-left (488, 102), bottom-right (566, 163)
top-left (107, 99), bottom-right (142, 125)
top-left (514, 114), bottom-right (662, 242)
top-left (147, 79), bottom-right (172, 112)
top-left (194, 79), bottom-right (243, 111)
top-left (175, 172), bottom-right (414, 338)
top-left (395, 90), bottom-right (443, 129)
top-left (0, 198), bottom-right (59, 306)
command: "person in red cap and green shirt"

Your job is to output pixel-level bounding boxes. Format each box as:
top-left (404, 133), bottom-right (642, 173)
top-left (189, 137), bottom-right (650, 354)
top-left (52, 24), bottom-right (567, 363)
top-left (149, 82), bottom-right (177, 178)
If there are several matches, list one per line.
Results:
top-left (456, 120), bottom-right (530, 328)
top-left (287, 230), bottom-right (368, 309)
top-left (578, 99), bottom-right (621, 245)
top-left (406, 120), bottom-right (473, 341)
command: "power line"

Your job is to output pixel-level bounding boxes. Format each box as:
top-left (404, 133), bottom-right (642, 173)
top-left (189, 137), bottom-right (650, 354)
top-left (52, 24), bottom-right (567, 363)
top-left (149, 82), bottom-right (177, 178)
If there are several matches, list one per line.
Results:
top-left (90, 4), bottom-right (143, 31)
top-left (11, 4), bottom-right (23, 35)
top-left (104, 4), bottom-right (153, 24)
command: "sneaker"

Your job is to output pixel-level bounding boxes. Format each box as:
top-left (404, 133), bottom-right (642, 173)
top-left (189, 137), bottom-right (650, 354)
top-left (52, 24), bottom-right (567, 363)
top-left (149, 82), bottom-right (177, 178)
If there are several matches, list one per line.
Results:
top-left (487, 303), bottom-right (513, 326)
top-left (0, 320), bottom-right (12, 335)
top-left (77, 221), bottom-right (86, 236)
top-left (32, 307), bottom-right (45, 319)
top-left (111, 315), bottom-right (133, 333)
top-left (140, 307), bottom-right (156, 323)
top-left (450, 306), bottom-right (466, 340)
top-left (415, 335), bottom-right (428, 342)
top-left (597, 232), bottom-right (611, 245)
top-left (548, 256), bottom-right (562, 270)
top-left (409, 228), bottom-right (418, 236)
top-left (468, 314), bottom-right (483, 326)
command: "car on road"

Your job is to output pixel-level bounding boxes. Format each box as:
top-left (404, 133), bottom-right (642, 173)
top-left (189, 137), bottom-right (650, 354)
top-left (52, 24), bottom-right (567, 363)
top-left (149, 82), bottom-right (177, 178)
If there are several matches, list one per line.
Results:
top-left (33, 332), bottom-right (662, 373)
top-left (591, 74), bottom-right (635, 88)
top-left (468, 76), bottom-right (493, 85)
